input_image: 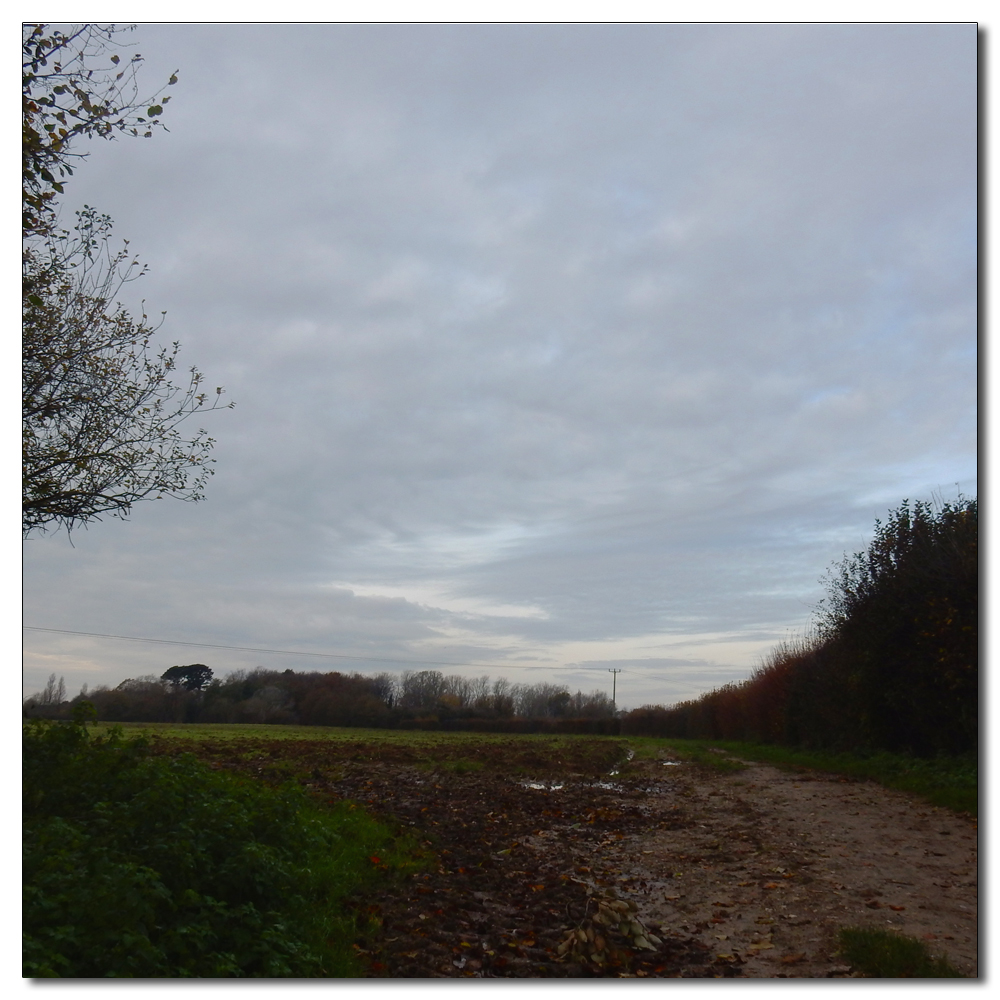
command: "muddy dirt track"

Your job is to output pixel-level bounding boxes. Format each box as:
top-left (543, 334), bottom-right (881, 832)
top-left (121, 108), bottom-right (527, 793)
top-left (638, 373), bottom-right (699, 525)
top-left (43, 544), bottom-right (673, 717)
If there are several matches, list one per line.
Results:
top-left (165, 736), bottom-right (978, 978)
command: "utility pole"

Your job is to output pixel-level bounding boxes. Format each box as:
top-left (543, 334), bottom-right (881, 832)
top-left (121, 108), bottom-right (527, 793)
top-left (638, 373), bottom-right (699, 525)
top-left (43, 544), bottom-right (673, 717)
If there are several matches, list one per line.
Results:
top-left (608, 668), bottom-right (621, 711)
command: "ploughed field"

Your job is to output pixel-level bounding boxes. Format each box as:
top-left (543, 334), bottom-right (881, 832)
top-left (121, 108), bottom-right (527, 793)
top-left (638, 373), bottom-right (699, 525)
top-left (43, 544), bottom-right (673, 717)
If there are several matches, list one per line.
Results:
top-left (145, 730), bottom-right (978, 978)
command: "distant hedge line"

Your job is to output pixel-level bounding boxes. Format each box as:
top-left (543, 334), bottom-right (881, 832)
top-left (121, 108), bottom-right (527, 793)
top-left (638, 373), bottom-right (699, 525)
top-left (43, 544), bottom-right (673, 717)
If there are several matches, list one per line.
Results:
top-left (26, 666), bottom-right (618, 731)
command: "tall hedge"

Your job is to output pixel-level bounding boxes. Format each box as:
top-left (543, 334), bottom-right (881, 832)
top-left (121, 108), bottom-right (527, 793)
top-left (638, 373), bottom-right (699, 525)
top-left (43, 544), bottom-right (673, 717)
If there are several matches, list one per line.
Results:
top-left (815, 497), bottom-right (977, 754)
top-left (623, 497), bottom-right (978, 756)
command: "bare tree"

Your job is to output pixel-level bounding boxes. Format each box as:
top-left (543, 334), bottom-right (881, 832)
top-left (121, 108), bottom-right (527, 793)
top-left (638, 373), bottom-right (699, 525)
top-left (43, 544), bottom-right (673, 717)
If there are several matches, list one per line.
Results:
top-left (490, 677), bottom-right (515, 717)
top-left (23, 209), bottom-right (231, 535)
top-left (33, 672), bottom-right (66, 706)
top-left (399, 670), bottom-right (447, 711)
top-left (468, 675), bottom-right (492, 709)
top-left (370, 672), bottom-right (398, 708)
top-left (22, 24), bottom-right (230, 535)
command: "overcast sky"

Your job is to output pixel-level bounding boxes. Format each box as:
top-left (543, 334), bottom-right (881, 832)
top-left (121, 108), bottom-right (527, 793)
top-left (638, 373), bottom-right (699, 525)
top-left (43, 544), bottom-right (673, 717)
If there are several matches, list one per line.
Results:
top-left (22, 22), bottom-right (977, 709)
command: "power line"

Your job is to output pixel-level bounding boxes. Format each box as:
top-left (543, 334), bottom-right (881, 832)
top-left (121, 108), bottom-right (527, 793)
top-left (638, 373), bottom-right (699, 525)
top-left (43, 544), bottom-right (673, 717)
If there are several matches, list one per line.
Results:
top-left (23, 626), bottom-right (663, 678)
top-left (21, 625), bottom-right (551, 672)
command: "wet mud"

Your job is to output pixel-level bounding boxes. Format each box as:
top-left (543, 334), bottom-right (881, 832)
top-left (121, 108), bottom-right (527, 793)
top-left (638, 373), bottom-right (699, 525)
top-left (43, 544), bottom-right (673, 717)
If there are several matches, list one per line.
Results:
top-left (161, 736), bottom-right (977, 978)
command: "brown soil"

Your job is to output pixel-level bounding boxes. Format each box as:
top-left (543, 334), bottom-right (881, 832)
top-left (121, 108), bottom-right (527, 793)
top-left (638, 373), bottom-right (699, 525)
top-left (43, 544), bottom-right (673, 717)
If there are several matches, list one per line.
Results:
top-left (166, 736), bottom-right (978, 978)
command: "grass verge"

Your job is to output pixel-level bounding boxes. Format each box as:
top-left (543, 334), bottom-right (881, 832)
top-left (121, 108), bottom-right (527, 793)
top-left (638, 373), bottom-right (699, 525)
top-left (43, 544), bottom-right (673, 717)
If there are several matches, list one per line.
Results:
top-left (23, 719), bottom-right (416, 977)
top-left (629, 737), bottom-right (977, 816)
top-left (626, 736), bottom-right (748, 773)
top-left (837, 927), bottom-right (964, 978)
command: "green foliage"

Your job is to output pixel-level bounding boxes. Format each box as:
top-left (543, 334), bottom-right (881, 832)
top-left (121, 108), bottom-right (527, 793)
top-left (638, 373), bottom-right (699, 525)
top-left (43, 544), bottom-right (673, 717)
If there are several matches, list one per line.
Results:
top-left (71, 699), bottom-right (97, 725)
top-left (837, 927), bottom-right (964, 978)
top-left (23, 719), bottom-right (401, 977)
top-left (816, 497), bottom-right (977, 754)
top-left (23, 23), bottom-right (177, 239)
top-left (161, 664), bottom-right (213, 692)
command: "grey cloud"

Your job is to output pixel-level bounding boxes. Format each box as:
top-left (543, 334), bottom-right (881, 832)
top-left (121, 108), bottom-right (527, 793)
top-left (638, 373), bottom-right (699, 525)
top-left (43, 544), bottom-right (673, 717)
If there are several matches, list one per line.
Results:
top-left (25, 23), bottom-right (976, 709)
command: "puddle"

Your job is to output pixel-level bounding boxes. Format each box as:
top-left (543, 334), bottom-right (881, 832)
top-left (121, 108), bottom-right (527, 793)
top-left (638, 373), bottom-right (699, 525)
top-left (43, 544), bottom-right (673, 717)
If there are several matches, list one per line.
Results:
top-left (608, 749), bottom-right (636, 776)
top-left (518, 748), bottom-right (645, 793)
top-left (662, 760), bottom-right (683, 766)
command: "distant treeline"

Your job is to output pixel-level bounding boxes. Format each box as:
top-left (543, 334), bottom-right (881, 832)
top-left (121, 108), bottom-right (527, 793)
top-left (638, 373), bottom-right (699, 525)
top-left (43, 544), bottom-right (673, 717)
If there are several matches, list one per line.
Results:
top-left (26, 496), bottom-right (976, 753)
top-left (25, 666), bottom-right (619, 734)
top-left (622, 498), bottom-right (978, 757)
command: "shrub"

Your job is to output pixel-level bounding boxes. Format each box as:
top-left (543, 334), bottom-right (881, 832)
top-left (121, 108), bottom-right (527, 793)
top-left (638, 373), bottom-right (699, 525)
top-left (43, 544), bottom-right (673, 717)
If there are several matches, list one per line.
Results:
top-left (817, 497), bottom-right (977, 754)
top-left (23, 719), bottom-right (397, 977)
top-left (837, 927), bottom-right (963, 977)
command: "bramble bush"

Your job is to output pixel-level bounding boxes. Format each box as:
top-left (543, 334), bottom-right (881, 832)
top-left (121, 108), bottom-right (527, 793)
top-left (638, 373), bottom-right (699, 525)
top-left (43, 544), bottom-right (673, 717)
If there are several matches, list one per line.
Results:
top-left (23, 718), bottom-right (399, 977)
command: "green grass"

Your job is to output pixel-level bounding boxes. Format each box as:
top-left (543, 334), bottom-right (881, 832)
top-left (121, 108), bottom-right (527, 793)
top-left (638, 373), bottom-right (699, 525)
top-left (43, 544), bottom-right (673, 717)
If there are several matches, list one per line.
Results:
top-left (626, 736), bottom-right (749, 773)
top-left (96, 720), bottom-right (618, 746)
top-left (23, 720), bottom-right (418, 977)
top-left (84, 723), bottom-right (977, 815)
top-left (97, 722), bottom-right (630, 775)
top-left (627, 737), bottom-right (977, 817)
top-left (438, 758), bottom-right (485, 775)
top-left (837, 927), bottom-right (964, 978)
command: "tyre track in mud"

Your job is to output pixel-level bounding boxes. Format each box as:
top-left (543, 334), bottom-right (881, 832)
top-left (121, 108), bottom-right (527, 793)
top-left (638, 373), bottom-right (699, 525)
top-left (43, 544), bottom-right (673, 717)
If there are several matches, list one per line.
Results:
top-left (593, 751), bottom-right (978, 978)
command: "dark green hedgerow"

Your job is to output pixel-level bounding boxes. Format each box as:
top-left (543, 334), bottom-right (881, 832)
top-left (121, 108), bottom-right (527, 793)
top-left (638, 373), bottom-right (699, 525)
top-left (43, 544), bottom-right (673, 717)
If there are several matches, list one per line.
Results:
top-left (23, 719), bottom-right (405, 978)
top-left (623, 498), bottom-right (977, 760)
